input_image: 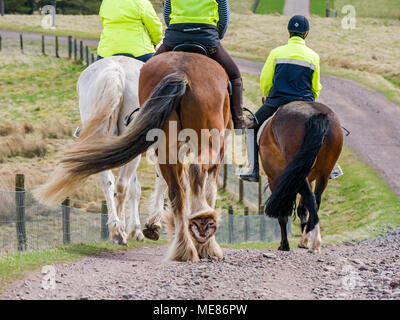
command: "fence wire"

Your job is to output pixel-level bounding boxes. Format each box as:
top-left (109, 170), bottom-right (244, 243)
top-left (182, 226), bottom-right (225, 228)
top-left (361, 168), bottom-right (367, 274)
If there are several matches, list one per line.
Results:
top-left (0, 185), bottom-right (290, 255)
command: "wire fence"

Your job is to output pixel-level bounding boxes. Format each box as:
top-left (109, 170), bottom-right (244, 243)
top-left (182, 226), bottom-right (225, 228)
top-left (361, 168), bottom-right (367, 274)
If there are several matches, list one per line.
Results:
top-left (0, 31), bottom-right (97, 65)
top-left (0, 170), bottom-right (290, 256)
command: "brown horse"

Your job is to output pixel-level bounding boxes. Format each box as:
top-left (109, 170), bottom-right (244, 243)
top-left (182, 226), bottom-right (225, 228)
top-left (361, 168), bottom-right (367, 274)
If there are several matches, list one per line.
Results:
top-left (49, 52), bottom-right (231, 261)
top-left (258, 101), bottom-right (343, 253)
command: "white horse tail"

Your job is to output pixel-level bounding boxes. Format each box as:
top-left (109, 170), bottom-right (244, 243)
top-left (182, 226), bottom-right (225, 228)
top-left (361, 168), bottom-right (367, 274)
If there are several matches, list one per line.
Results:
top-left (34, 60), bottom-right (126, 206)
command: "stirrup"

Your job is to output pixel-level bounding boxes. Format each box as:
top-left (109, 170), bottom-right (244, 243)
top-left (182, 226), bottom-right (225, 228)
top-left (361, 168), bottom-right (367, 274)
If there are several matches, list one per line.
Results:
top-left (242, 107), bottom-right (259, 127)
top-left (330, 164), bottom-right (343, 180)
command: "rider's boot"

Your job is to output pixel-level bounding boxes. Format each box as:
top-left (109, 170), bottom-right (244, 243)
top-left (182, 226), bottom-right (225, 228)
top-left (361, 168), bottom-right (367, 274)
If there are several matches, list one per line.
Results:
top-left (238, 124), bottom-right (260, 182)
top-left (230, 78), bottom-right (245, 133)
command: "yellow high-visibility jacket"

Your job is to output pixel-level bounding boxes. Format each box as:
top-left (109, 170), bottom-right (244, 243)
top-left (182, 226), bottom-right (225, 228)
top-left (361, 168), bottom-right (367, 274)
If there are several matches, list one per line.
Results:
top-left (97, 0), bottom-right (162, 58)
top-left (260, 36), bottom-right (322, 107)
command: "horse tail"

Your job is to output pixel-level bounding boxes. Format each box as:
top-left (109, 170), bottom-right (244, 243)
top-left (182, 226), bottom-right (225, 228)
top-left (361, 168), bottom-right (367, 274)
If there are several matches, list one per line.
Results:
top-left (35, 72), bottom-right (187, 206)
top-left (264, 113), bottom-right (330, 227)
top-left (34, 61), bottom-right (127, 206)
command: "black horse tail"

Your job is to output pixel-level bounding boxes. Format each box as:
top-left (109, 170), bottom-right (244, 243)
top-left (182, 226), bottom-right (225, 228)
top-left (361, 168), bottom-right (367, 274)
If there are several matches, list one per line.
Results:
top-left (62, 72), bottom-right (188, 177)
top-left (264, 113), bottom-right (330, 229)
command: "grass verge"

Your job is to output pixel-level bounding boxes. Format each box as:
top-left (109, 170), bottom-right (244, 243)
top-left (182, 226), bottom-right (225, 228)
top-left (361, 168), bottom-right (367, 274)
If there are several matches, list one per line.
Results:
top-left (310, 0), bottom-right (328, 17)
top-left (0, 238), bottom-right (167, 292)
top-left (256, 0), bottom-right (284, 14)
top-left (335, 0), bottom-right (400, 19)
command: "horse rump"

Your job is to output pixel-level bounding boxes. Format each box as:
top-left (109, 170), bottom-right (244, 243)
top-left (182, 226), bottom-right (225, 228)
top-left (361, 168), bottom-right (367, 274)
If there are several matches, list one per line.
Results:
top-left (264, 113), bottom-right (330, 221)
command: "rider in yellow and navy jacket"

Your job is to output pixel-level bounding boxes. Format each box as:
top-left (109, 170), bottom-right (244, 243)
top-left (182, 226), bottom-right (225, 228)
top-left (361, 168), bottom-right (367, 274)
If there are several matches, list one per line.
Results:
top-left (96, 0), bottom-right (162, 62)
top-left (239, 15), bottom-right (322, 182)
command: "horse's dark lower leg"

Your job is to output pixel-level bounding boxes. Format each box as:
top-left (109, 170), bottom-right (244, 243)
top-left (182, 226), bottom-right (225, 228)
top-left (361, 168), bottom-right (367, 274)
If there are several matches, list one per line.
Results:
top-left (297, 197), bottom-right (308, 233)
top-left (278, 215), bottom-right (290, 251)
top-left (314, 178), bottom-right (328, 210)
top-left (297, 197), bottom-right (311, 249)
top-left (299, 181), bottom-right (321, 252)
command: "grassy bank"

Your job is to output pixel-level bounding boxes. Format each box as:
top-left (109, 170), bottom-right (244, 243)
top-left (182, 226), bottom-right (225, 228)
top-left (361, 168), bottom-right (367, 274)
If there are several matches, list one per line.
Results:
top-left (256, 0), bottom-right (284, 15)
top-left (310, 0), bottom-right (328, 16)
top-left (2, 10), bottom-right (398, 106)
top-left (335, 0), bottom-right (400, 19)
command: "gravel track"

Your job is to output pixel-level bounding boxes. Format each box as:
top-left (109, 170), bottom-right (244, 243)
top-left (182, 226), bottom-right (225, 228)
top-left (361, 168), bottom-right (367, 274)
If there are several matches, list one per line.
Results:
top-left (2, 228), bottom-right (400, 300)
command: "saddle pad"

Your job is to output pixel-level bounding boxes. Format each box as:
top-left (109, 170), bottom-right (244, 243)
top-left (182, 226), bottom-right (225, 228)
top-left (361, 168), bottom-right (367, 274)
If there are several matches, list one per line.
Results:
top-left (257, 117), bottom-right (273, 146)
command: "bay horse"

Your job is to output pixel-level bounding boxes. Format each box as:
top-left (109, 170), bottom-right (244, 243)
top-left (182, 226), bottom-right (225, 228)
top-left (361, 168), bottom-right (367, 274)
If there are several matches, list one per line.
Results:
top-left (258, 101), bottom-right (343, 253)
top-left (38, 52), bottom-right (230, 261)
top-left (34, 56), bottom-right (166, 245)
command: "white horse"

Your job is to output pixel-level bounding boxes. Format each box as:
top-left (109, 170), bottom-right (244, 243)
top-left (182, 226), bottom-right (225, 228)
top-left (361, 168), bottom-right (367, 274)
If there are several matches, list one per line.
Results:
top-left (35, 56), bottom-right (166, 245)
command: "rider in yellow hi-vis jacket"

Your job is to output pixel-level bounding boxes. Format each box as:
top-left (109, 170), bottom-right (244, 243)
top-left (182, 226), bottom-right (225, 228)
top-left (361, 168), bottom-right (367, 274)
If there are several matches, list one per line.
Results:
top-left (239, 15), bottom-right (323, 182)
top-left (97, 0), bottom-right (162, 62)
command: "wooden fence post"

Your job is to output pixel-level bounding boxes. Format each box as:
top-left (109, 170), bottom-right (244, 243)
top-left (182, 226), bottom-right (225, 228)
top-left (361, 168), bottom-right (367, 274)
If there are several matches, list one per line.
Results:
top-left (228, 205), bottom-right (234, 243)
top-left (222, 163), bottom-right (227, 191)
top-left (68, 36), bottom-right (72, 59)
top-left (62, 197), bottom-right (71, 244)
top-left (252, 0), bottom-right (261, 13)
top-left (91, 53), bottom-right (94, 65)
top-left (259, 212), bottom-right (266, 242)
top-left (73, 38), bottom-right (77, 61)
top-left (238, 166), bottom-right (243, 203)
top-left (15, 174), bottom-right (27, 251)
top-left (55, 36), bottom-right (59, 58)
top-left (79, 40), bottom-right (83, 61)
top-left (258, 177), bottom-right (263, 214)
top-left (101, 200), bottom-right (109, 240)
top-left (41, 34), bottom-right (45, 55)
top-left (0, 0), bottom-right (4, 17)
top-left (0, 35), bottom-right (2, 52)
top-left (85, 46), bottom-right (89, 67)
top-left (244, 207), bottom-right (249, 242)
top-left (19, 34), bottom-right (23, 54)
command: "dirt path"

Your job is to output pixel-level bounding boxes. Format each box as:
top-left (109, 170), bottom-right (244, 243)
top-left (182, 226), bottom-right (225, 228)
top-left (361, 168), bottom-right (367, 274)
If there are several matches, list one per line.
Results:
top-left (2, 229), bottom-right (400, 300)
top-left (283, 0), bottom-right (310, 16)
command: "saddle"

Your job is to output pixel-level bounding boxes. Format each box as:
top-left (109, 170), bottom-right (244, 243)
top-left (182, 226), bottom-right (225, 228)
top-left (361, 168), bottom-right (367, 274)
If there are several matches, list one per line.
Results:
top-left (172, 42), bottom-right (232, 96)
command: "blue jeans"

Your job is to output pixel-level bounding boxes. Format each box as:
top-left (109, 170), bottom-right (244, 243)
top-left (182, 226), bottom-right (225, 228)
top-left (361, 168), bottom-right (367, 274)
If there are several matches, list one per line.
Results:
top-left (96, 53), bottom-right (154, 62)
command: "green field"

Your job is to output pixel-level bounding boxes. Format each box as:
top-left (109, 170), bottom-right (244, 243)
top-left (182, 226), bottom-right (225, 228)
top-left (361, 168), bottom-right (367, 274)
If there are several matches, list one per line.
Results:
top-left (335, 0), bottom-right (400, 19)
top-left (310, 0), bottom-right (328, 16)
top-left (256, 0), bottom-right (285, 14)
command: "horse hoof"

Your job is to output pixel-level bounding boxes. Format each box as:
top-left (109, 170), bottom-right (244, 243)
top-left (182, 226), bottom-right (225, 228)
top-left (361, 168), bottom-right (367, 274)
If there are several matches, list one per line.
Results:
top-left (143, 224), bottom-right (160, 241)
top-left (189, 217), bottom-right (217, 244)
top-left (278, 245), bottom-right (290, 251)
top-left (298, 244), bottom-right (309, 249)
top-left (129, 229), bottom-right (145, 242)
top-left (112, 235), bottom-right (127, 246)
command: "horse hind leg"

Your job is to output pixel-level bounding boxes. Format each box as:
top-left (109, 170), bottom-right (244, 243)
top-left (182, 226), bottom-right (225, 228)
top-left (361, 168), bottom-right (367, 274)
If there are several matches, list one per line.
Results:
top-left (297, 197), bottom-right (310, 249)
top-left (143, 163), bottom-right (168, 241)
top-left (278, 215), bottom-right (290, 251)
top-left (300, 181), bottom-right (322, 253)
top-left (188, 164), bottom-right (222, 259)
top-left (161, 163), bottom-right (199, 262)
top-left (100, 170), bottom-right (127, 245)
top-left (123, 156), bottom-right (145, 242)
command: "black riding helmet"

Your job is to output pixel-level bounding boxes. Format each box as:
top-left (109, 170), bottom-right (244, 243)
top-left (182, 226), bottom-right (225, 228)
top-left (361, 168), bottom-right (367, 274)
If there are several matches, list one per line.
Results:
top-left (288, 15), bottom-right (310, 34)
